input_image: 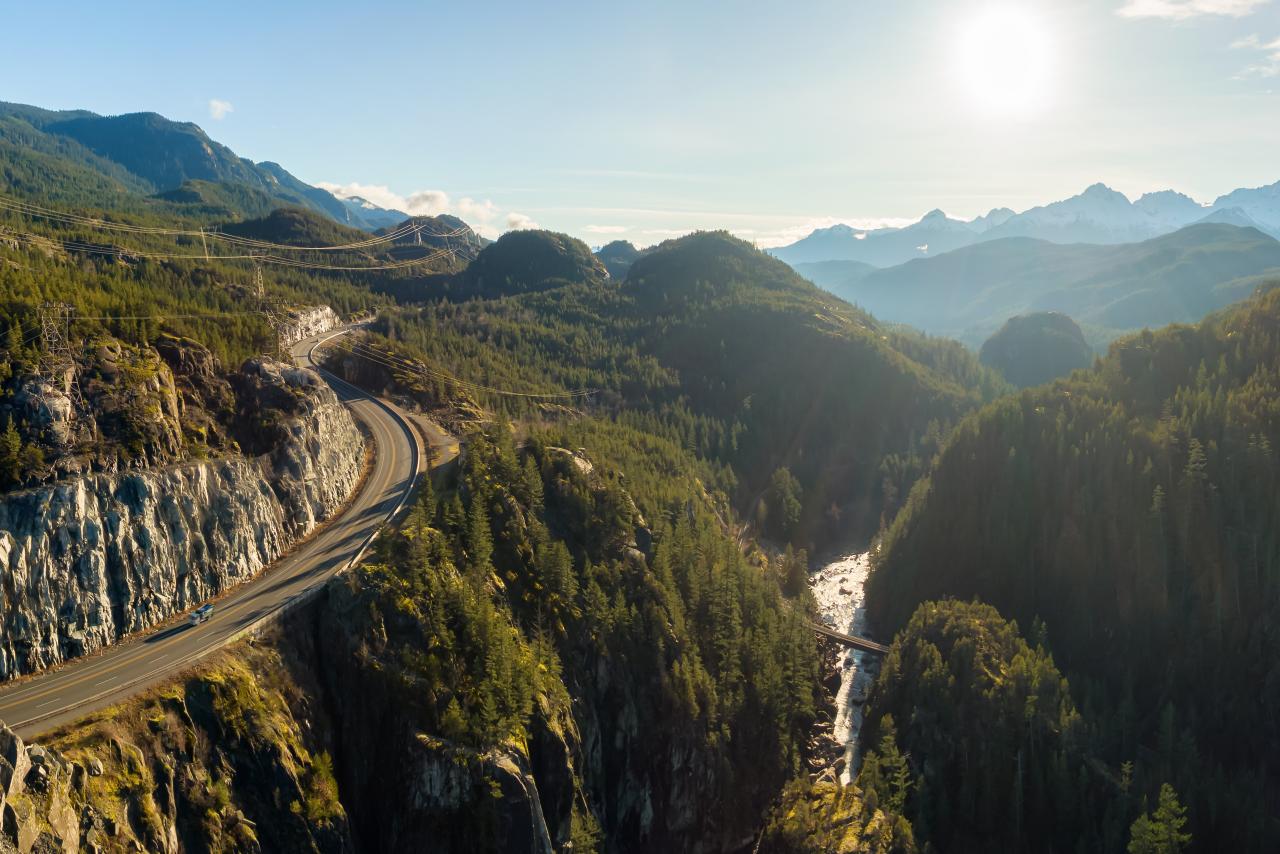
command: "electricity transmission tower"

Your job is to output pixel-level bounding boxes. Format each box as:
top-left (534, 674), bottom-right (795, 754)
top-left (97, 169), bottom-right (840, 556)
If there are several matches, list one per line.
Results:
top-left (38, 301), bottom-right (82, 406)
top-left (251, 255), bottom-right (295, 360)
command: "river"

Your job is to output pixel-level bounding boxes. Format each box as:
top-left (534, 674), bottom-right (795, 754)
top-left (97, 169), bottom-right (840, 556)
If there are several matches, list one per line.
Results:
top-left (809, 551), bottom-right (877, 784)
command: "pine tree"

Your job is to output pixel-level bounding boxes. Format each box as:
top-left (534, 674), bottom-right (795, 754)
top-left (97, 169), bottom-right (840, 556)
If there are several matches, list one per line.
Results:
top-left (467, 494), bottom-right (493, 572)
top-left (0, 416), bottom-right (21, 488)
top-left (522, 456), bottom-right (544, 513)
top-left (537, 540), bottom-right (578, 620)
top-left (1128, 784), bottom-right (1191, 854)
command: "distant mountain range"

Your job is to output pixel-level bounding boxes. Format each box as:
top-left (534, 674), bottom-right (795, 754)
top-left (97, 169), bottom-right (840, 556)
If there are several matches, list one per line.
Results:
top-left (772, 181), bottom-right (1280, 268)
top-left (0, 100), bottom-right (409, 232)
top-left (822, 223), bottom-right (1280, 347)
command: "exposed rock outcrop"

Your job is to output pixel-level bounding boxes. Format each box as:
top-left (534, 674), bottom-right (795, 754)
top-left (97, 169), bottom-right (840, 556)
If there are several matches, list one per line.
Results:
top-left (2, 642), bottom-right (355, 854)
top-left (280, 305), bottom-right (340, 349)
top-left (312, 569), bottom-right (572, 854)
top-left (0, 723), bottom-right (81, 854)
top-left (0, 358), bottom-right (363, 680)
top-left (2, 335), bottom-right (239, 487)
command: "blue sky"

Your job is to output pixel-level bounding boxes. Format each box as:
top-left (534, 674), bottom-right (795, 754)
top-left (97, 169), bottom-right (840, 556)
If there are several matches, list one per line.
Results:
top-left (3, 0), bottom-right (1278, 245)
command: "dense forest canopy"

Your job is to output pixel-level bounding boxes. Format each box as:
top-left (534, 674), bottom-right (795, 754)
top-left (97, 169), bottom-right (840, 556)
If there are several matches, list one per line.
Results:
top-left (339, 419), bottom-right (823, 850)
top-left (357, 230), bottom-right (1007, 549)
top-left (978, 310), bottom-right (1094, 387)
top-left (870, 282), bottom-right (1280, 851)
top-left (6, 93), bottom-right (1264, 852)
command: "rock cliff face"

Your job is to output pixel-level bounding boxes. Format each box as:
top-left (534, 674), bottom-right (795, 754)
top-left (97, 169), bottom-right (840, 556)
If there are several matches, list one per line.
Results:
top-left (311, 577), bottom-right (572, 854)
top-left (0, 358), bottom-right (363, 680)
top-left (0, 431), bottom-right (815, 853)
top-left (3, 640), bottom-right (356, 854)
top-left (280, 305), bottom-right (340, 349)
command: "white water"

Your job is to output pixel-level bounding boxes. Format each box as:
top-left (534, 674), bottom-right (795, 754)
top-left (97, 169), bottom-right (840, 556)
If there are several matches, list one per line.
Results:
top-left (809, 551), bottom-right (876, 784)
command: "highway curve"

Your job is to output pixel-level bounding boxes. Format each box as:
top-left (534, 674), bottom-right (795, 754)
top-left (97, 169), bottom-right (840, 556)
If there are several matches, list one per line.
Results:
top-left (0, 329), bottom-right (448, 738)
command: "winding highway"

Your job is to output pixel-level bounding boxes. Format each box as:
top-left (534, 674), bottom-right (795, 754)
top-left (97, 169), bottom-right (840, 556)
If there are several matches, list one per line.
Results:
top-left (0, 328), bottom-right (452, 739)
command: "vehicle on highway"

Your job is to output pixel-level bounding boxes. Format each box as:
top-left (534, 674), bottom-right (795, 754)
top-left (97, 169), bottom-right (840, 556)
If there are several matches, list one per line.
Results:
top-left (189, 604), bottom-right (214, 626)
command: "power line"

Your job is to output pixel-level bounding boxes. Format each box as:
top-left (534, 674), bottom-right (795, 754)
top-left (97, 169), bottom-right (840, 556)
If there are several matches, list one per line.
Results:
top-left (324, 335), bottom-right (598, 401)
top-left (0, 223), bottom-right (461, 271)
top-left (0, 195), bottom-right (600, 402)
top-left (0, 193), bottom-right (472, 253)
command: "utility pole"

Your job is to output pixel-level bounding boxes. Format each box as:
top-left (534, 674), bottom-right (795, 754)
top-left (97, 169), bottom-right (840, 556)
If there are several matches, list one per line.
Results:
top-left (39, 301), bottom-right (82, 406)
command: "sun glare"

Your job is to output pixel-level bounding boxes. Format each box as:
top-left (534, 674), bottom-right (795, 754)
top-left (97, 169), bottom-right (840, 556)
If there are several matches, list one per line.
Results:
top-left (953, 6), bottom-right (1053, 120)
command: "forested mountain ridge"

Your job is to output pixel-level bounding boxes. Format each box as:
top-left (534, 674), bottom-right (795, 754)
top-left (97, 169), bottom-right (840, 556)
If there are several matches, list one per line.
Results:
top-left (868, 282), bottom-right (1280, 851)
top-left (595, 239), bottom-right (643, 279)
top-left (832, 223), bottom-right (1280, 346)
top-left (452, 229), bottom-right (606, 299)
top-left (0, 100), bottom-right (384, 229)
top-left (357, 230), bottom-right (1007, 550)
top-left (0, 110), bottom-right (931, 850)
top-left (978, 311), bottom-right (1094, 388)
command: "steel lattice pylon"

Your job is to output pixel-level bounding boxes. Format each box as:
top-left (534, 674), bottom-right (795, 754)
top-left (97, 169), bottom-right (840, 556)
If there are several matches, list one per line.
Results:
top-left (252, 255), bottom-right (296, 359)
top-left (38, 300), bottom-right (82, 406)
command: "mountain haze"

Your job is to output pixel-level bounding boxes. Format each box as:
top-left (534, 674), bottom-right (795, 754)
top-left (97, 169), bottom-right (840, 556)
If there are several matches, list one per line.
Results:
top-left (773, 180), bottom-right (1280, 270)
top-left (827, 223), bottom-right (1280, 346)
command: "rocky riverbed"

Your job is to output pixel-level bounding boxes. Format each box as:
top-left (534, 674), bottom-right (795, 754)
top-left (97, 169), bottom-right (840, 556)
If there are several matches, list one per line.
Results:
top-left (810, 551), bottom-right (878, 784)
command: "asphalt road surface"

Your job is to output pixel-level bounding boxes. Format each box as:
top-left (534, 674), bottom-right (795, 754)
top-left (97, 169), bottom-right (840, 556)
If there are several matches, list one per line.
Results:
top-left (0, 329), bottom-right (453, 738)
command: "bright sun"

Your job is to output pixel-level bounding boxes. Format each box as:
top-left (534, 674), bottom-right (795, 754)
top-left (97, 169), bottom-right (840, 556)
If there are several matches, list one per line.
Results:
top-left (954, 6), bottom-right (1053, 119)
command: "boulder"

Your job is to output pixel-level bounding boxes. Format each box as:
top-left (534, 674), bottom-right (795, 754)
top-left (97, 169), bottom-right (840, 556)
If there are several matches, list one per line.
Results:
top-left (0, 726), bottom-right (29, 802)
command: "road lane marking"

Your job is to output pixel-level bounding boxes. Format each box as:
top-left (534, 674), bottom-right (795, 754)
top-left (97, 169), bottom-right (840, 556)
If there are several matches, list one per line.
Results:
top-left (2, 331), bottom-right (425, 733)
top-left (1, 480), bottom-right (402, 714)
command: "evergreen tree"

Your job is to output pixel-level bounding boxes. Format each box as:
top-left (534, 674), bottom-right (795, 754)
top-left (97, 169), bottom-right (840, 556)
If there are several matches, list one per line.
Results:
top-left (467, 493), bottom-right (493, 572)
top-left (1128, 784), bottom-right (1191, 854)
top-left (0, 416), bottom-right (20, 488)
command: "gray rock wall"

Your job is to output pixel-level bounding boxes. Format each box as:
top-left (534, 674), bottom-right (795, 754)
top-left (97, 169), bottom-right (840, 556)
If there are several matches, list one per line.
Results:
top-left (281, 305), bottom-right (340, 348)
top-left (0, 360), bottom-right (364, 680)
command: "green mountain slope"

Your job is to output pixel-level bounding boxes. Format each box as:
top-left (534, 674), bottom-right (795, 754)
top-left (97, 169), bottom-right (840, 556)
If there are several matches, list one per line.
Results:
top-left (353, 231), bottom-right (1006, 548)
top-left (595, 239), bottom-right (644, 279)
top-left (978, 311), bottom-right (1094, 387)
top-left (451, 229), bottom-right (607, 299)
top-left (0, 101), bottom-right (373, 228)
top-left (0, 102), bottom-right (886, 851)
top-left (834, 224), bottom-right (1280, 346)
top-left (791, 259), bottom-right (877, 293)
top-left (868, 283), bottom-right (1280, 851)
top-left (221, 206), bottom-right (375, 247)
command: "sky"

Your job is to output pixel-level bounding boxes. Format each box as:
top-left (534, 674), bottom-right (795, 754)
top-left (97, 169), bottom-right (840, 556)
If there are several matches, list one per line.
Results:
top-left (2, 0), bottom-right (1278, 246)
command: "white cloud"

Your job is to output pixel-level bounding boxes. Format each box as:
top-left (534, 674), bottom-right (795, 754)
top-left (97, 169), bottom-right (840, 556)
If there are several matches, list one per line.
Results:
top-left (506, 212), bottom-right (540, 231)
top-left (457, 197), bottom-right (498, 223)
top-left (318, 184), bottom-right (506, 221)
top-left (1117, 0), bottom-right (1271, 19)
top-left (585, 225), bottom-right (628, 234)
top-left (405, 190), bottom-right (451, 215)
top-left (1230, 33), bottom-right (1280, 77)
top-left (317, 182), bottom-right (411, 212)
top-left (208, 99), bottom-right (234, 120)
